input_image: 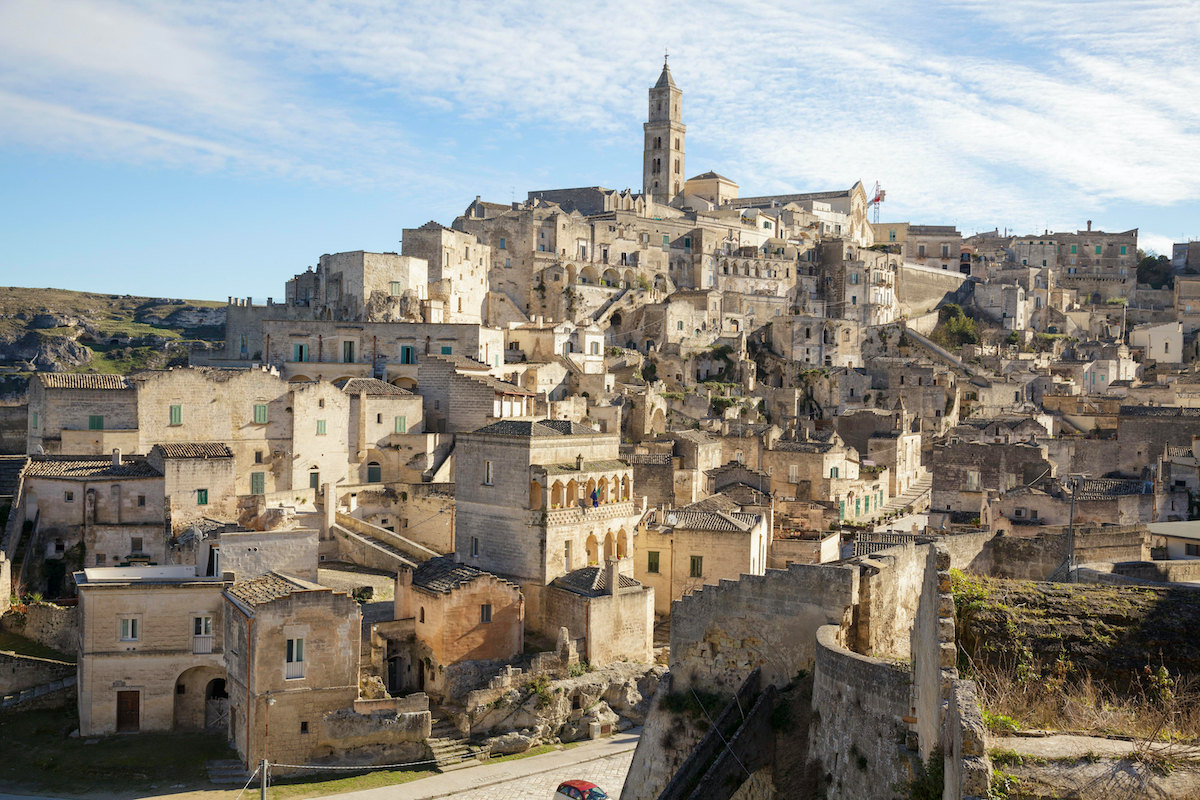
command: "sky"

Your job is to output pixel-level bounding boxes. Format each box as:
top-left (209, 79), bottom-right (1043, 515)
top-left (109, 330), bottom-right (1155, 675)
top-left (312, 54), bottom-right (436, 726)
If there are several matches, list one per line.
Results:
top-left (1, 0), bottom-right (1199, 302)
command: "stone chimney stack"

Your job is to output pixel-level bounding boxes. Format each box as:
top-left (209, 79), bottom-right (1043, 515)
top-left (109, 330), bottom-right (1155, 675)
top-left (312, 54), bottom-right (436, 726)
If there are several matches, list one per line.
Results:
top-left (112, 449), bottom-right (122, 467)
top-left (1087, 220), bottom-right (1092, 231)
top-left (576, 454), bottom-right (585, 470)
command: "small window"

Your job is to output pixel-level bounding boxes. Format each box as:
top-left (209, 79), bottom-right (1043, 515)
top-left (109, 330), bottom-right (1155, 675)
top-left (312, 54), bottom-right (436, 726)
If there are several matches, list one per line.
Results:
top-left (64, 491), bottom-right (74, 503)
top-left (689, 556), bottom-right (703, 579)
top-left (300, 721), bottom-right (309, 734)
top-left (419, 607), bottom-right (425, 623)
top-left (316, 419), bottom-right (327, 436)
top-left (499, 237), bottom-right (506, 249)
top-left (1187, 544), bottom-right (1200, 557)
top-left (120, 618), bottom-right (139, 642)
top-left (253, 404), bottom-right (268, 424)
top-left (286, 638), bottom-right (305, 679)
top-left (197, 489), bottom-right (208, 506)
top-left (367, 462), bottom-right (382, 483)
top-left (137, 494), bottom-right (146, 507)
top-left (31, 411), bottom-right (37, 429)
top-left (130, 537), bottom-right (143, 553)
top-left (54, 538), bottom-right (65, 553)
top-left (647, 551), bottom-right (660, 574)
top-left (677, 321), bottom-right (683, 331)
top-left (471, 537), bottom-right (480, 558)
top-left (441, 345), bottom-right (453, 355)
top-left (194, 616), bottom-right (212, 636)
top-left (95, 554), bottom-right (106, 566)
top-left (394, 416), bottom-right (407, 434)
top-left (480, 604), bottom-right (493, 624)
top-left (484, 461), bottom-right (494, 485)
top-left (251, 472), bottom-right (265, 495)
top-left (88, 415), bottom-right (104, 431)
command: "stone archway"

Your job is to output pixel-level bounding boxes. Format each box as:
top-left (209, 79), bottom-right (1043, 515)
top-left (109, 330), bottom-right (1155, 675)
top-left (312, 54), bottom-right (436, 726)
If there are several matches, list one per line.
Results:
top-left (173, 665), bottom-right (225, 731)
top-left (586, 534), bottom-right (599, 565)
top-left (603, 532), bottom-right (615, 560)
top-left (529, 480), bottom-right (543, 509)
top-left (617, 529), bottom-right (628, 558)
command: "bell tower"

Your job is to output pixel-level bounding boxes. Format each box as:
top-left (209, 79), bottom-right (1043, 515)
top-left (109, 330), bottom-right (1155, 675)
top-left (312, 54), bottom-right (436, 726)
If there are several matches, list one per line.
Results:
top-left (643, 56), bottom-right (685, 206)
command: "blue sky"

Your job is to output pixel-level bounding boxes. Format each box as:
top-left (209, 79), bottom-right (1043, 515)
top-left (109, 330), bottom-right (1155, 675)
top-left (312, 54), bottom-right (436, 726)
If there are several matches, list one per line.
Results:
top-left (1, 0), bottom-right (1198, 302)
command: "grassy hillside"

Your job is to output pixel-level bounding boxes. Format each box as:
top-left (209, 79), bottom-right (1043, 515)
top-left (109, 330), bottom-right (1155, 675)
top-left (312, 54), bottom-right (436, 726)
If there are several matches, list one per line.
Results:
top-left (0, 286), bottom-right (227, 379)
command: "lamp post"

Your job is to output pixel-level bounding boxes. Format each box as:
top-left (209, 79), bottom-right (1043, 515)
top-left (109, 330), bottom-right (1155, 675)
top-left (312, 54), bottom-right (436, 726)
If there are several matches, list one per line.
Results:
top-left (262, 695), bottom-right (276, 800)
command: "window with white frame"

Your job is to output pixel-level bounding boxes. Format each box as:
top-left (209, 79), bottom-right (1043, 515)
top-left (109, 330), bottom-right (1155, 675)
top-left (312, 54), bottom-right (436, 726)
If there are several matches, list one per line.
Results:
top-left (286, 638), bottom-right (305, 679)
top-left (120, 617), bottom-right (140, 642)
top-left (193, 616), bottom-right (213, 654)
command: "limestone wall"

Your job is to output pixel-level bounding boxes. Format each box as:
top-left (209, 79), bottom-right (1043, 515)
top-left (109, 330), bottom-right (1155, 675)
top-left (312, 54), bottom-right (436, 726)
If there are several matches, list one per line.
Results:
top-left (942, 679), bottom-right (991, 800)
top-left (2, 602), bottom-right (78, 656)
top-left (668, 562), bottom-right (860, 695)
top-left (220, 528), bottom-right (319, 583)
top-left (0, 651), bottom-right (75, 696)
top-left (0, 405), bottom-right (27, 455)
top-left (808, 624), bottom-right (915, 800)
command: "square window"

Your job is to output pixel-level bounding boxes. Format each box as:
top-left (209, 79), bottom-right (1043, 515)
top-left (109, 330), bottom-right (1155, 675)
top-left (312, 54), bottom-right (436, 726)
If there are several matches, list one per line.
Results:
top-left (480, 604), bottom-right (493, 623)
top-left (120, 617), bottom-right (139, 642)
top-left (441, 346), bottom-right (452, 355)
top-left (88, 415), bottom-right (104, 431)
top-left (138, 494), bottom-right (146, 507)
top-left (194, 616), bottom-right (212, 636)
top-left (253, 404), bottom-right (268, 424)
top-left (64, 491), bottom-right (74, 503)
top-left (130, 537), bottom-right (143, 553)
top-left (95, 554), bottom-right (106, 566)
top-left (197, 489), bottom-right (208, 505)
top-left (1187, 544), bottom-right (1200, 557)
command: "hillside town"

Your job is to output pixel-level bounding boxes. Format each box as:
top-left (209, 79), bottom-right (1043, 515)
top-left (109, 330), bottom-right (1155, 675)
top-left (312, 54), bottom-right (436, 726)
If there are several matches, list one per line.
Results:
top-left (3, 60), bottom-right (1200, 800)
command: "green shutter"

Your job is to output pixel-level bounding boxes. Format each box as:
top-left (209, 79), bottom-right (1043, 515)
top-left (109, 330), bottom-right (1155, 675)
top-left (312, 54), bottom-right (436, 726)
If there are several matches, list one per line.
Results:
top-left (394, 416), bottom-right (407, 434)
top-left (31, 412), bottom-right (37, 429)
top-left (316, 420), bottom-right (327, 435)
top-left (197, 489), bottom-right (208, 506)
top-left (250, 472), bottom-right (265, 495)
top-left (1120, 246), bottom-right (1127, 255)
top-left (441, 346), bottom-right (452, 355)
top-left (1096, 245), bottom-right (1102, 255)
top-left (169, 405), bottom-right (182, 426)
top-left (648, 551), bottom-right (659, 573)
top-left (88, 415), bottom-right (104, 431)
top-left (1071, 245), bottom-right (1077, 254)
top-left (253, 404), bottom-right (268, 424)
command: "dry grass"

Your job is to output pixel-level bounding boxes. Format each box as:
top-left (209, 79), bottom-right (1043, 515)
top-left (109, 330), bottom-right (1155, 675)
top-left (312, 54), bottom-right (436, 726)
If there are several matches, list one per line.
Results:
top-left (971, 658), bottom-right (1200, 744)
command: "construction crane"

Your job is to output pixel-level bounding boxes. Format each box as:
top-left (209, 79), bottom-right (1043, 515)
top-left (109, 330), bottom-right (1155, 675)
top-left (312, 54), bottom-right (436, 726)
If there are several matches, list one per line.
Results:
top-left (868, 182), bottom-right (886, 224)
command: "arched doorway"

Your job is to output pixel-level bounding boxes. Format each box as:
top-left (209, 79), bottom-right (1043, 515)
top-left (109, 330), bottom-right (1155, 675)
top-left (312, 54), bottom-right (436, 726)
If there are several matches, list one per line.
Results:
top-left (173, 665), bottom-right (225, 731)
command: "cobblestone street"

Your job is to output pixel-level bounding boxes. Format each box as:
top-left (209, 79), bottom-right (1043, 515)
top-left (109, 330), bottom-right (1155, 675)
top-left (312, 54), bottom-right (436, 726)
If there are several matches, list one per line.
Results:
top-left (438, 748), bottom-right (633, 799)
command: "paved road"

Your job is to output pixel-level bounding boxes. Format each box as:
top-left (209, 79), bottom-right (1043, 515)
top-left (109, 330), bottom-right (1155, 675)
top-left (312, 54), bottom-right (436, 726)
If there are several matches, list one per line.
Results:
top-left (330, 730), bottom-right (638, 800)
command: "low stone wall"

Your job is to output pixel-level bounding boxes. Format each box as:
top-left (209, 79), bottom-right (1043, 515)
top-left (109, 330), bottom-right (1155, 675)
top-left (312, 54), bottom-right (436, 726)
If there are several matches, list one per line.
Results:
top-left (0, 651), bottom-right (75, 696)
top-left (311, 708), bottom-right (431, 767)
top-left (2, 603), bottom-right (78, 656)
top-left (1113, 559), bottom-right (1200, 583)
top-left (809, 624), bottom-right (915, 800)
top-left (353, 694), bottom-right (428, 715)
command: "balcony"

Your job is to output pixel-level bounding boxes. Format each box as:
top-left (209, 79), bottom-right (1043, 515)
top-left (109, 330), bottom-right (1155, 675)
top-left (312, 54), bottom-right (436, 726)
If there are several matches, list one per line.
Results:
top-left (285, 661), bottom-right (305, 680)
top-left (192, 635), bottom-right (213, 655)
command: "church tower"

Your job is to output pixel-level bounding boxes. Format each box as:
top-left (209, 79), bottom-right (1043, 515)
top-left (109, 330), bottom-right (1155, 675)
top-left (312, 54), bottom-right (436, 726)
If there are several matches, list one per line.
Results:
top-left (643, 58), bottom-right (685, 206)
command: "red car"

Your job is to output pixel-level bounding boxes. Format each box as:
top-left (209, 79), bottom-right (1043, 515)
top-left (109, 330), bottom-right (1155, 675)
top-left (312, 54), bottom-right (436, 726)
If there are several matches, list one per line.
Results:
top-left (555, 779), bottom-right (610, 800)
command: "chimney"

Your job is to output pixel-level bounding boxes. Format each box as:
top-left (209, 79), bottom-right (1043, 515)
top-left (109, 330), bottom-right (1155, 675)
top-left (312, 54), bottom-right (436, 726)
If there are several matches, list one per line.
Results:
top-left (606, 558), bottom-right (620, 596)
top-left (112, 448), bottom-right (122, 467)
top-left (1087, 220), bottom-right (1092, 232)
top-left (576, 454), bottom-right (585, 470)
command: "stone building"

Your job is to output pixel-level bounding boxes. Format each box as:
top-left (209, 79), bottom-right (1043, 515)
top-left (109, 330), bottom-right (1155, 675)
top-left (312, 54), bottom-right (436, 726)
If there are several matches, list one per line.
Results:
top-left (761, 429), bottom-right (889, 523)
top-left (930, 440), bottom-right (1055, 516)
top-left (401, 222), bottom-right (492, 324)
top-left (546, 560), bottom-right (655, 665)
top-left (416, 354), bottom-right (535, 434)
top-left (224, 572), bottom-right (361, 771)
top-left (27, 374), bottom-right (138, 456)
top-left (643, 58), bottom-right (685, 206)
top-left (147, 443), bottom-right (237, 533)
top-left (284, 251), bottom-right (429, 322)
top-left (390, 556), bottom-right (524, 697)
top-left (75, 565), bottom-right (229, 735)
top-left (453, 420), bottom-right (649, 652)
top-left (904, 225), bottom-right (963, 271)
top-left (1056, 224), bottom-right (1138, 303)
top-left (23, 454), bottom-right (166, 575)
top-left (636, 496), bottom-right (769, 615)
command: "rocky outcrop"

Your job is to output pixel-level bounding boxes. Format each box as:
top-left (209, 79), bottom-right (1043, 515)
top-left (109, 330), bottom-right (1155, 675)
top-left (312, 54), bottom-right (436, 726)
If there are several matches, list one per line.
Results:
top-left (0, 330), bottom-right (91, 371)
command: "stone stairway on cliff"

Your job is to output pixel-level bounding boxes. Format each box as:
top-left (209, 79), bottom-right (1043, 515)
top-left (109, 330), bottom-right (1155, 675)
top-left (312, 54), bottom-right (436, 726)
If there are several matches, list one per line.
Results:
top-left (427, 716), bottom-right (478, 770)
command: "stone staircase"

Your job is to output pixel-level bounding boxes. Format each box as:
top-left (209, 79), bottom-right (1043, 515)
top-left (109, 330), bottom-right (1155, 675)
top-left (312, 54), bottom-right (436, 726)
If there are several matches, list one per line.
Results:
top-left (427, 717), bottom-right (477, 770)
top-left (332, 523), bottom-right (419, 571)
top-left (881, 473), bottom-right (933, 515)
top-left (205, 759), bottom-right (253, 785)
top-left (0, 674), bottom-right (75, 710)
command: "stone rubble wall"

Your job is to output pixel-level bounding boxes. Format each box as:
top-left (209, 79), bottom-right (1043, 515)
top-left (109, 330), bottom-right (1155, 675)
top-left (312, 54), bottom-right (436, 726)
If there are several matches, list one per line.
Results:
top-left (2, 602), bottom-right (78, 656)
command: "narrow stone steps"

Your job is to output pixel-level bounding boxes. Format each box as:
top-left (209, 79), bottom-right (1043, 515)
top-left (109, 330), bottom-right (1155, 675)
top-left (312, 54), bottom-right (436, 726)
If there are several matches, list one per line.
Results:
top-left (205, 759), bottom-right (253, 785)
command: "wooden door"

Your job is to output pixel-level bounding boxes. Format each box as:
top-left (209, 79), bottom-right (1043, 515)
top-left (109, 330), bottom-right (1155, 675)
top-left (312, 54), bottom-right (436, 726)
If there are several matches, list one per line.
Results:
top-left (116, 690), bottom-right (139, 732)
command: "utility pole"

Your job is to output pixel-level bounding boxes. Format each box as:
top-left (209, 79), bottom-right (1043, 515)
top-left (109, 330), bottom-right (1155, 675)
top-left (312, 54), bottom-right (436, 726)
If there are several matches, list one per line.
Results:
top-left (260, 759), bottom-right (269, 800)
top-left (1065, 475), bottom-right (1080, 583)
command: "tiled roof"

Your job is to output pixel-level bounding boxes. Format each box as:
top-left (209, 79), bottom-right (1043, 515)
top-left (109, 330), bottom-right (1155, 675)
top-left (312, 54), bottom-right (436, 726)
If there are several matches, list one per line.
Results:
top-left (25, 456), bottom-right (160, 479)
top-left (680, 493), bottom-right (740, 514)
top-left (226, 572), bottom-right (320, 606)
top-left (156, 442), bottom-right (234, 459)
top-left (1073, 478), bottom-right (1148, 500)
top-left (553, 566), bottom-right (641, 597)
top-left (542, 459), bottom-right (628, 476)
top-left (649, 509), bottom-right (759, 532)
top-left (411, 556), bottom-right (516, 593)
top-left (336, 378), bottom-right (412, 395)
top-left (38, 374), bottom-right (131, 390)
top-left (773, 440), bottom-right (835, 453)
top-left (473, 419), bottom-right (599, 437)
top-left (668, 430), bottom-right (716, 445)
top-left (1120, 406), bottom-right (1200, 417)
top-left (689, 171), bottom-right (736, 183)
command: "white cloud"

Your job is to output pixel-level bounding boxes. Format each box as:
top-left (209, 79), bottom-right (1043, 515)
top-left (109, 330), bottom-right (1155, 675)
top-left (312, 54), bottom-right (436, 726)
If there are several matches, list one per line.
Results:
top-left (1, 0), bottom-right (1198, 237)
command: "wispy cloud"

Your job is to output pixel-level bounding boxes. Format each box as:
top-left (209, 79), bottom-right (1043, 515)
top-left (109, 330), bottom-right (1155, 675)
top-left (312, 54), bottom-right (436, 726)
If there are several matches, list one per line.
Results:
top-left (2, 0), bottom-right (1198, 238)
